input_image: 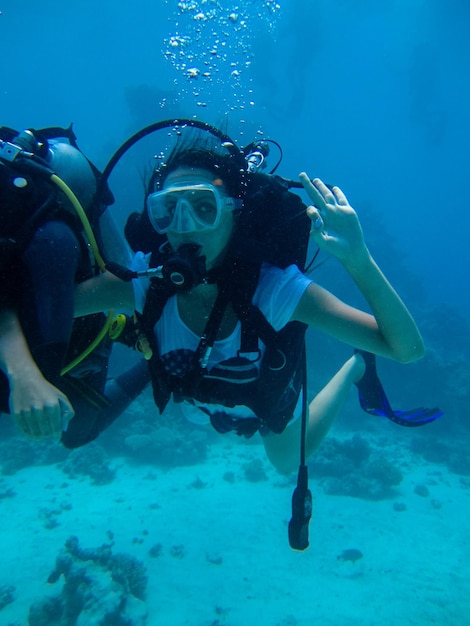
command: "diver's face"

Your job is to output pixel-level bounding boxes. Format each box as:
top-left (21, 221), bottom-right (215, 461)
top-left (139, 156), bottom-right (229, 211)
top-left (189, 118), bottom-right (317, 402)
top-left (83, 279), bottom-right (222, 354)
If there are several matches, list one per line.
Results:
top-left (164, 167), bottom-right (235, 270)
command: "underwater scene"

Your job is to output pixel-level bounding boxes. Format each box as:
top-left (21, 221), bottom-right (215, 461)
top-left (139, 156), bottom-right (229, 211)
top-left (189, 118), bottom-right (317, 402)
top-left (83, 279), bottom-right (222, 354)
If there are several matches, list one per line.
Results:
top-left (0, 1), bottom-right (469, 624)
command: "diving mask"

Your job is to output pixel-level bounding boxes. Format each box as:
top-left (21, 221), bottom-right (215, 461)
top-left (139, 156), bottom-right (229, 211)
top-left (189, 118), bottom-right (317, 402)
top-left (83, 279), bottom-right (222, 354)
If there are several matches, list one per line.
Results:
top-left (147, 183), bottom-right (239, 234)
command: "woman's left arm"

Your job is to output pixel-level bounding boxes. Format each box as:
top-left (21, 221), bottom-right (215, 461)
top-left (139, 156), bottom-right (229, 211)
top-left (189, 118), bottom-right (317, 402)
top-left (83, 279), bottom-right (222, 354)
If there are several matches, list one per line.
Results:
top-left (74, 271), bottom-right (135, 317)
top-left (292, 174), bottom-right (424, 363)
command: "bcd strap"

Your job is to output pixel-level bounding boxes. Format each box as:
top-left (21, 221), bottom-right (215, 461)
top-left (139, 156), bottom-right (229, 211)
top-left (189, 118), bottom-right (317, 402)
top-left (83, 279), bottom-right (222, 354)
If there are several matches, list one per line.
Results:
top-left (139, 277), bottom-right (180, 412)
top-left (195, 288), bottom-right (230, 369)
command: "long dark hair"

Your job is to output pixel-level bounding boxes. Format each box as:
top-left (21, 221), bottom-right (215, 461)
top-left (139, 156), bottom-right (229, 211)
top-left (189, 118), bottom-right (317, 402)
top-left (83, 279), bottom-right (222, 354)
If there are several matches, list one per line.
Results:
top-left (148, 128), bottom-right (246, 199)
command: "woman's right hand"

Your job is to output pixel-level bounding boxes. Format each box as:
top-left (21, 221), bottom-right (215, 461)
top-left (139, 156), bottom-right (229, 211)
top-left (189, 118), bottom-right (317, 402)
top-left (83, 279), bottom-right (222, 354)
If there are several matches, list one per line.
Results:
top-left (299, 173), bottom-right (369, 269)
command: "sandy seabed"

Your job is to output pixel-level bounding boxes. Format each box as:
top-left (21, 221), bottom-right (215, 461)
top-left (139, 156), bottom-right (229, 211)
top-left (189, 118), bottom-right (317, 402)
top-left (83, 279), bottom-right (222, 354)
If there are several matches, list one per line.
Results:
top-left (0, 433), bottom-right (469, 626)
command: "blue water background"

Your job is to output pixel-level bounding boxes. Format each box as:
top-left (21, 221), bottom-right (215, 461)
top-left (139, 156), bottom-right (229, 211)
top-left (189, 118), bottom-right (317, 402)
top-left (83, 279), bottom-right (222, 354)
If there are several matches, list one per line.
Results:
top-left (4, 0), bottom-right (467, 418)
top-left (2, 0), bottom-right (469, 312)
top-left (1, 1), bottom-right (469, 621)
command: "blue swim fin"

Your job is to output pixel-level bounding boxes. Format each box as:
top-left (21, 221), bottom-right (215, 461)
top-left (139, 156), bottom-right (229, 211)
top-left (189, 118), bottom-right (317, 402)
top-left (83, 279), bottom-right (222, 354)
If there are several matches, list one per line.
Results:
top-left (354, 350), bottom-right (443, 427)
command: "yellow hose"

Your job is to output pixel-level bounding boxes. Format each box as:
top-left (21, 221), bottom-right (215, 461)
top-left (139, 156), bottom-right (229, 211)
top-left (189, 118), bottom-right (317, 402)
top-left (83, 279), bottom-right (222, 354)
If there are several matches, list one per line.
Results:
top-left (50, 173), bottom-right (107, 272)
top-left (60, 311), bottom-right (114, 375)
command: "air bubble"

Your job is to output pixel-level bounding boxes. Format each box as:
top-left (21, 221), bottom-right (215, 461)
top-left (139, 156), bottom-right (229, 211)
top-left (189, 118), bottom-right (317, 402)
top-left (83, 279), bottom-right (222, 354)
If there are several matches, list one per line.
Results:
top-left (163, 1), bottom-right (282, 112)
top-left (186, 67), bottom-right (200, 78)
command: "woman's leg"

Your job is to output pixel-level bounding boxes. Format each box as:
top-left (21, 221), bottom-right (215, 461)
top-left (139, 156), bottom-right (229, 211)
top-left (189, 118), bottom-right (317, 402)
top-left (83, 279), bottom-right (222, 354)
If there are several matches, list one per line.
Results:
top-left (263, 353), bottom-right (365, 474)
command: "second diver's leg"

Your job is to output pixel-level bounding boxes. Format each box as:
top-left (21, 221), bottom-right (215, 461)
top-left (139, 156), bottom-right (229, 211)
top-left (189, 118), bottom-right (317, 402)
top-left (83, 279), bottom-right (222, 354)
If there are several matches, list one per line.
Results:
top-left (20, 221), bottom-right (80, 381)
top-left (263, 353), bottom-right (365, 474)
top-left (61, 359), bottom-right (151, 449)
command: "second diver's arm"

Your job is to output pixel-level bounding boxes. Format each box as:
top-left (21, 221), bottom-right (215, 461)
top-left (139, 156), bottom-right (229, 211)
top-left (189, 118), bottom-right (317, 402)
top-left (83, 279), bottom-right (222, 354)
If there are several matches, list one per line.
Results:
top-left (0, 309), bottom-right (73, 438)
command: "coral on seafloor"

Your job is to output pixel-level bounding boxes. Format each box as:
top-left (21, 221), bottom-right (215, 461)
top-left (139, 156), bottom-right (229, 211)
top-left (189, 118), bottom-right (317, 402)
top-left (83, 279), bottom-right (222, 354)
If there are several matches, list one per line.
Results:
top-left (0, 478), bottom-right (15, 500)
top-left (0, 436), bottom-right (67, 475)
top-left (28, 536), bottom-right (148, 626)
top-left (121, 422), bottom-right (209, 467)
top-left (410, 435), bottom-right (470, 476)
top-left (0, 584), bottom-right (15, 610)
top-left (242, 457), bottom-right (269, 482)
top-left (309, 434), bottom-right (403, 500)
top-left (59, 443), bottom-right (116, 485)
top-left (98, 393), bottom-right (211, 468)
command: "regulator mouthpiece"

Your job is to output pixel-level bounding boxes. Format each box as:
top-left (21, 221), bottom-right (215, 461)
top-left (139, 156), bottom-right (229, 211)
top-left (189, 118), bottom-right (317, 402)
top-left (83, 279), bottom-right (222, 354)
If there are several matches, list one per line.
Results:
top-left (161, 243), bottom-right (207, 291)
